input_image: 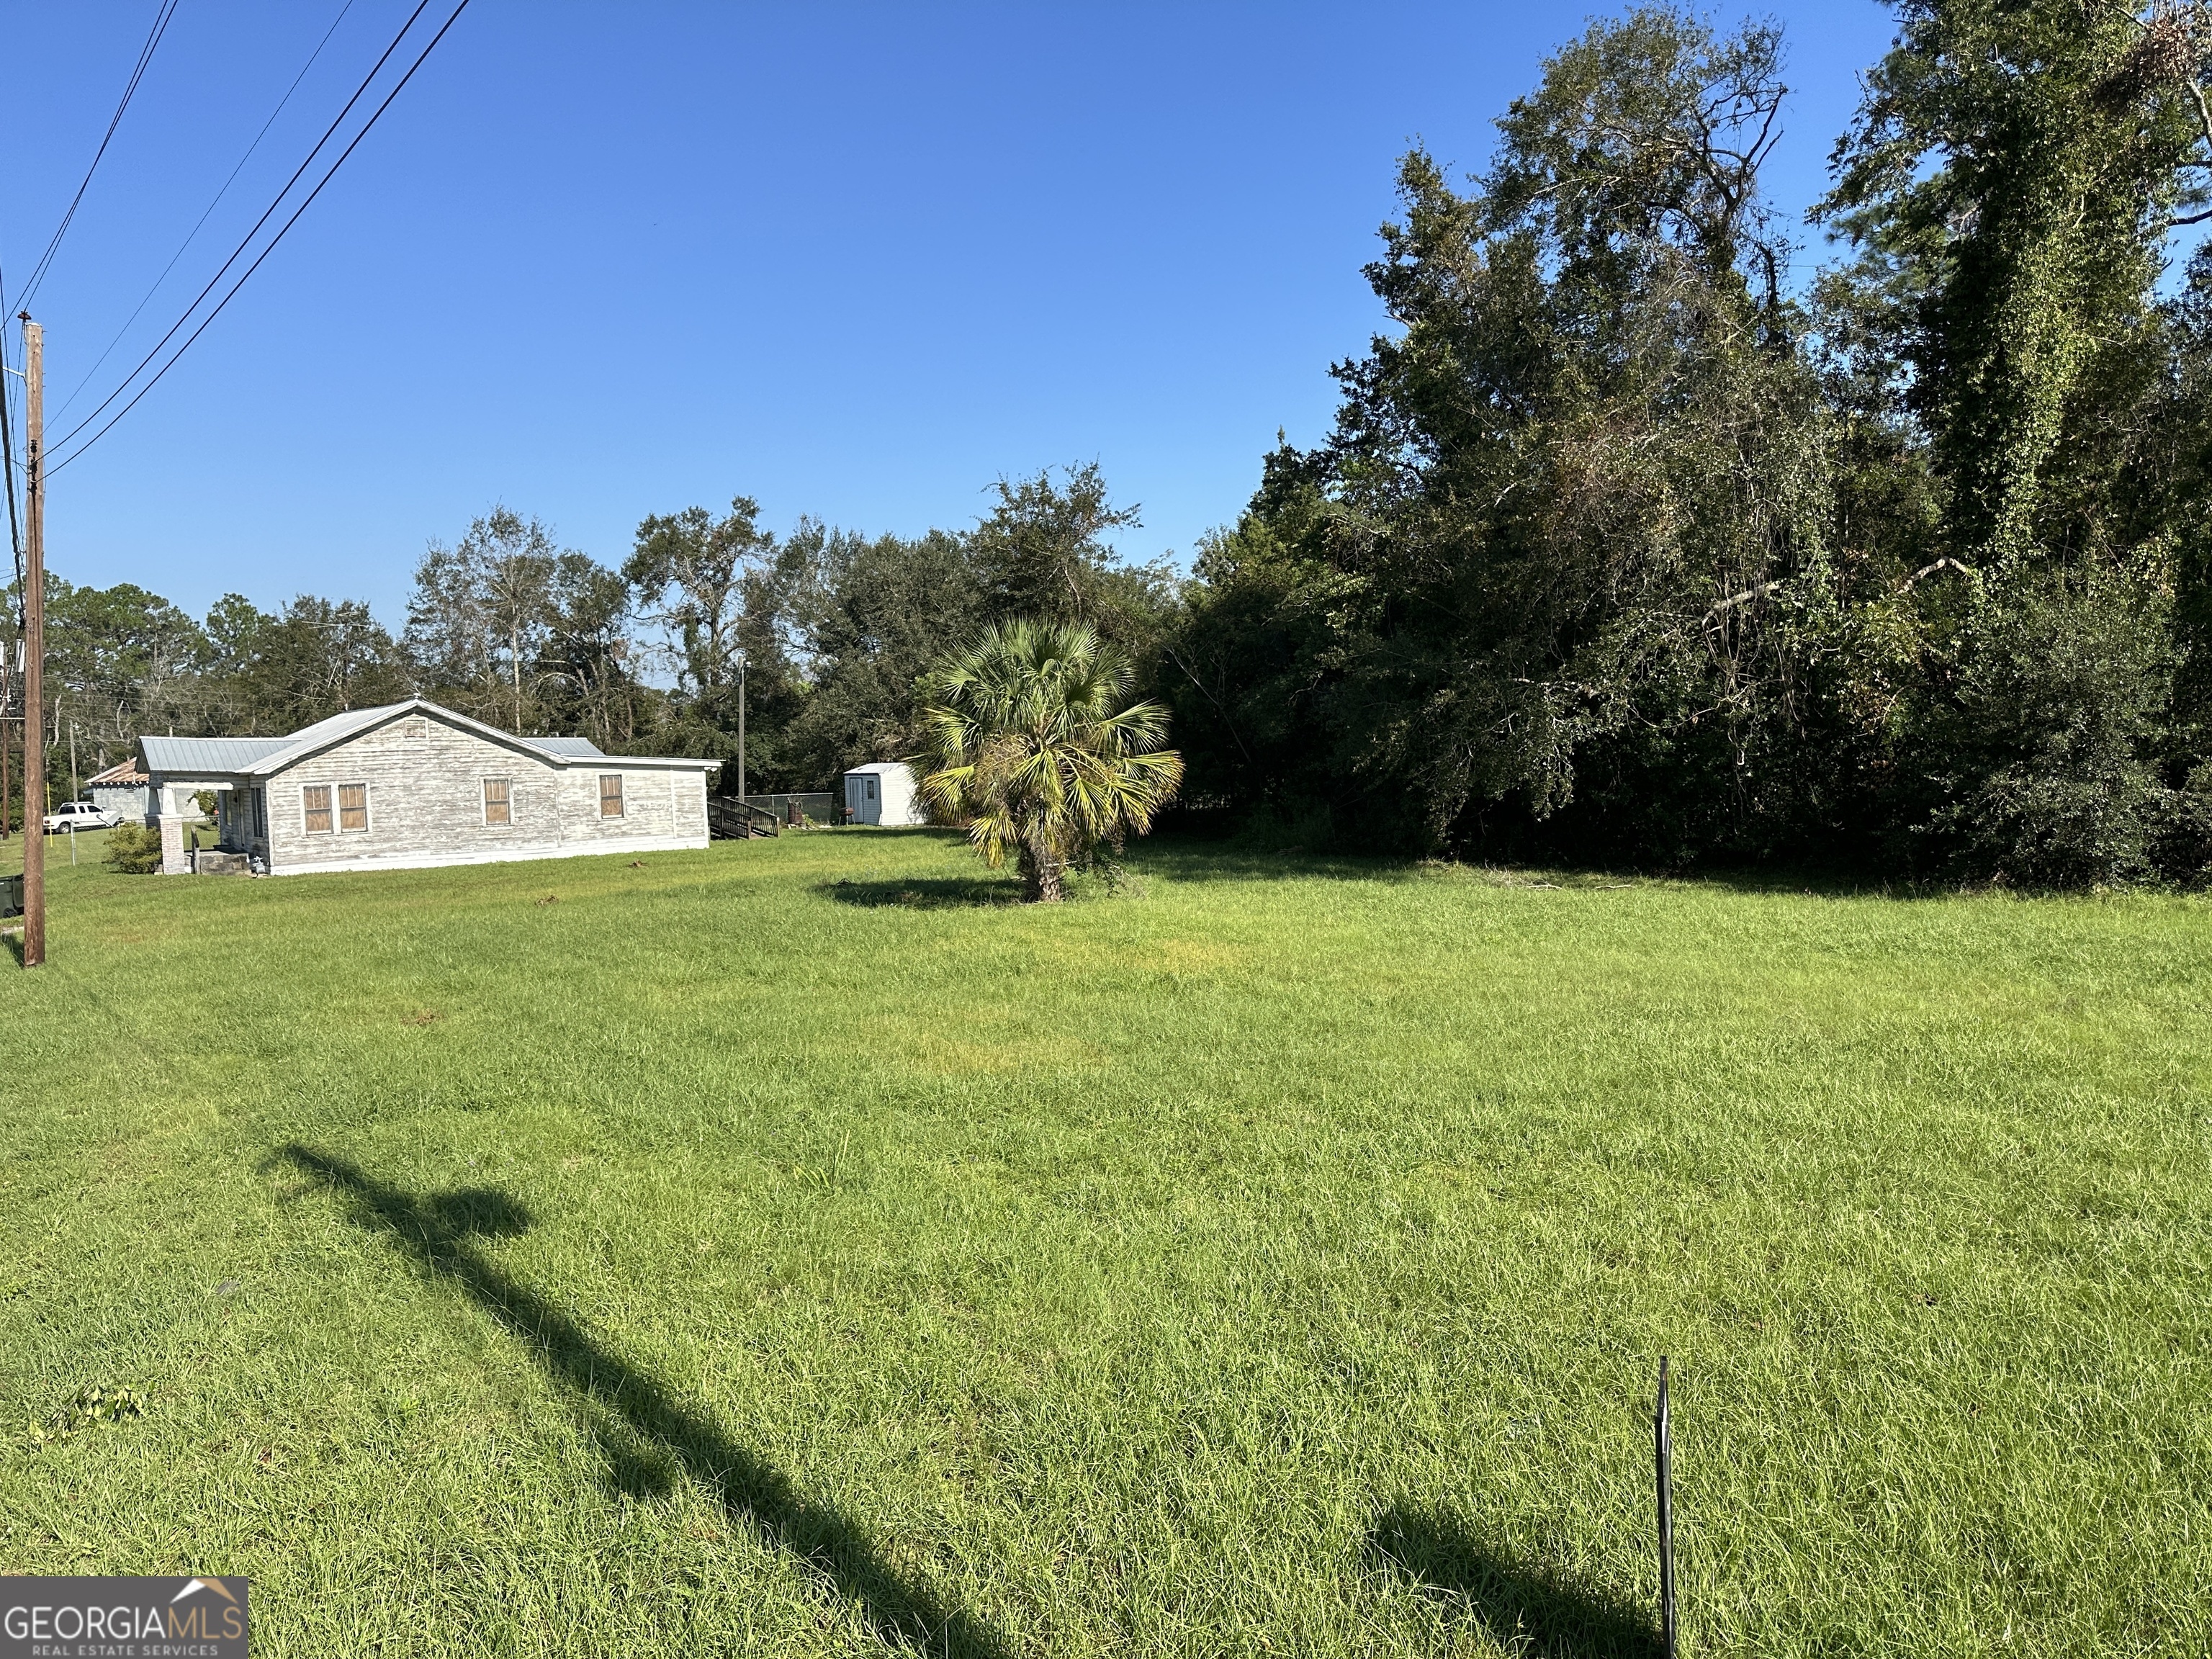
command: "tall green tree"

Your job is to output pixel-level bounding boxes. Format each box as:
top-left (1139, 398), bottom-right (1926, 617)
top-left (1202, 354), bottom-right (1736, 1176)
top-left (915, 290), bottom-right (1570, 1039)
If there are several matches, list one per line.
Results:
top-left (626, 497), bottom-right (773, 703)
top-left (781, 523), bottom-right (985, 783)
top-left (36, 578), bottom-right (209, 770)
top-left (1818, 0), bottom-right (2212, 569)
top-left (1812, 0), bottom-right (2212, 880)
top-left (1171, 6), bottom-right (1837, 861)
top-left (540, 553), bottom-right (651, 750)
top-left (235, 596), bottom-right (413, 729)
top-left (966, 464), bottom-right (1179, 657)
top-left (406, 508), bottom-right (565, 734)
top-left (625, 495), bottom-right (809, 783)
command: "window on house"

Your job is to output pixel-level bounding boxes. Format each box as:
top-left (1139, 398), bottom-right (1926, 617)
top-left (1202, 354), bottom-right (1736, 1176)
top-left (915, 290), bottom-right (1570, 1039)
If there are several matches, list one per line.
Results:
top-left (599, 774), bottom-right (624, 818)
top-left (400, 718), bottom-right (428, 739)
top-left (338, 783), bottom-right (369, 832)
top-left (483, 778), bottom-right (512, 825)
top-left (302, 784), bottom-right (333, 834)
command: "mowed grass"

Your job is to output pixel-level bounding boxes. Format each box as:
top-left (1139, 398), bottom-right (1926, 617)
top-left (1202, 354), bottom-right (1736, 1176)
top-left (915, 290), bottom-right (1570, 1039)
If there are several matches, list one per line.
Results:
top-left (1, 828), bottom-right (2208, 1657)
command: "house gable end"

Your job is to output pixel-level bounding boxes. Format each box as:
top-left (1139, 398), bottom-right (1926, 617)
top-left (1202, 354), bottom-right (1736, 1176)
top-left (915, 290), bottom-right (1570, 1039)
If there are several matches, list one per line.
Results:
top-left (246, 699), bottom-right (587, 777)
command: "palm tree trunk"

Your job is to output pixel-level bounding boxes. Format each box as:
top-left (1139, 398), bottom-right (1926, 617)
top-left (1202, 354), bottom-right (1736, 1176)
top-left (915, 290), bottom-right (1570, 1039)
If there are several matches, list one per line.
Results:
top-left (1021, 836), bottom-right (1064, 903)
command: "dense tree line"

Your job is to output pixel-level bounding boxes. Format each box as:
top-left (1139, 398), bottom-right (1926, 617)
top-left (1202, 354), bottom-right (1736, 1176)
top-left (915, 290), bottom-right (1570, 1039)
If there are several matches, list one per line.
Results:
top-left (1165, 1), bottom-right (2212, 886)
top-left (14, 1), bottom-right (2212, 888)
top-left (1, 462), bottom-right (1173, 807)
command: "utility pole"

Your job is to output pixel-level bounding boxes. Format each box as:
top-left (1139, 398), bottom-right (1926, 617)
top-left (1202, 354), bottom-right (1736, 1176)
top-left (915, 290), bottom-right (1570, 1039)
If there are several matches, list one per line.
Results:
top-left (734, 649), bottom-right (747, 804)
top-left (1655, 1356), bottom-right (1678, 1659)
top-left (20, 315), bottom-right (45, 967)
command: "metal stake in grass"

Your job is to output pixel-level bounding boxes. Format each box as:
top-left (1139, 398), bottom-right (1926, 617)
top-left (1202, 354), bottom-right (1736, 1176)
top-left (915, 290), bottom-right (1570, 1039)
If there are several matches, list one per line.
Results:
top-left (1656, 1354), bottom-right (1678, 1659)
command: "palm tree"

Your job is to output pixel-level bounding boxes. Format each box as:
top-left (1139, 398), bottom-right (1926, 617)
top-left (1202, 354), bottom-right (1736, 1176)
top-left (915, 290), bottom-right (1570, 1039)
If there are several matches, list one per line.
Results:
top-left (919, 619), bottom-right (1184, 902)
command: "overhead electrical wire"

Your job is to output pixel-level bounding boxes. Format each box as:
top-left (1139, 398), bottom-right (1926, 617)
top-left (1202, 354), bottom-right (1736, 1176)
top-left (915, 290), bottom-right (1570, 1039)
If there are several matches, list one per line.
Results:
top-left (48, 0), bottom-right (470, 479)
top-left (1, 248), bottom-right (22, 624)
top-left (55, 0), bottom-right (362, 424)
top-left (1, 358), bottom-right (18, 577)
top-left (48, 0), bottom-right (459, 466)
top-left (1, 0), bottom-right (179, 624)
top-left (1, 251), bottom-right (19, 566)
top-left (10, 0), bottom-right (181, 317)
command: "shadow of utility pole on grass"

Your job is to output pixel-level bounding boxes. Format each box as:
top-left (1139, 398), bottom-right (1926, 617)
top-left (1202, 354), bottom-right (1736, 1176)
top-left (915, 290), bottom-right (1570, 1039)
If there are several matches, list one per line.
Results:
top-left (279, 1145), bottom-right (1008, 1659)
top-left (1368, 1502), bottom-right (1661, 1659)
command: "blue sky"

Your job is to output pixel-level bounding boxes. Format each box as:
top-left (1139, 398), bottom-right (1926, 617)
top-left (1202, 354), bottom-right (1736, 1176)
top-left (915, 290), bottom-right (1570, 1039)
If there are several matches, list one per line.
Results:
top-left (3, 1), bottom-right (1901, 624)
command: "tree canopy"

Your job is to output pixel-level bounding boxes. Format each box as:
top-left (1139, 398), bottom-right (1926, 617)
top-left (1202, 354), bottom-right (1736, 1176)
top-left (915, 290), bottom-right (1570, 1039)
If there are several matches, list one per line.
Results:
top-left (1163, 0), bottom-right (2212, 886)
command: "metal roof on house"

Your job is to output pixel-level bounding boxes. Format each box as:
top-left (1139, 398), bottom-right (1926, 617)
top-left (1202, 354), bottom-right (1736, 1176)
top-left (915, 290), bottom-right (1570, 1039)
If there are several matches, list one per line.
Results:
top-left (241, 703), bottom-right (414, 774)
top-left (140, 735), bottom-right (296, 773)
top-left (529, 736), bottom-right (606, 757)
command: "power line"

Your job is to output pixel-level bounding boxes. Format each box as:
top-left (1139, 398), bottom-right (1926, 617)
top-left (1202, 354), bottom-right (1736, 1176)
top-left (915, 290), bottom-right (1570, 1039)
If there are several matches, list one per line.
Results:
top-left (1, 284), bottom-right (21, 593)
top-left (1, 350), bottom-right (19, 586)
top-left (2, 212), bottom-right (22, 622)
top-left (49, 0), bottom-right (472, 475)
top-left (46, 0), bottom-right (444, 460)
top-left (55, 0), bottom-right (362, 425)
top-left (12, 0), bottom-right (181, 316)
top-left (50, 0), bottom-right (472, 476)
top-left (3, 0), bottom-right (183, 529)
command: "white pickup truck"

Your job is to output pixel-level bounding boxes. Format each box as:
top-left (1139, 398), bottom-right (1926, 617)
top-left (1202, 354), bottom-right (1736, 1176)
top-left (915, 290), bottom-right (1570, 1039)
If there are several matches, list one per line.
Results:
top-left (42, 800), bottom-right (122, 834)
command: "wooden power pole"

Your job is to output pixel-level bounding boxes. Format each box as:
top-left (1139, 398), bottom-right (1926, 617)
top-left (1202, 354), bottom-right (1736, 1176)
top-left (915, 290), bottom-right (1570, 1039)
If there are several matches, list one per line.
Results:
top-left (21, 315), bottom-right (45, 968)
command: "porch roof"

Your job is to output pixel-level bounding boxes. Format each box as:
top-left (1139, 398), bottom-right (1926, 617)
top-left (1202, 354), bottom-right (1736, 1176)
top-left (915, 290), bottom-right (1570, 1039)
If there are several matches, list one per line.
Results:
top-left (140, 736), bottom-right (292, 775)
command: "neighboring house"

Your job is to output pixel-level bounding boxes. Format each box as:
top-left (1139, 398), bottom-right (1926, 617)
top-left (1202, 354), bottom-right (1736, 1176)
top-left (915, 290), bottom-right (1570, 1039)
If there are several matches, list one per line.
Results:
top-left (137, 698), bottom-right (717, 877)
top-left (841, 761), bottom-right (927, 826)
top-left (85, 757), bottom-right (151, 822)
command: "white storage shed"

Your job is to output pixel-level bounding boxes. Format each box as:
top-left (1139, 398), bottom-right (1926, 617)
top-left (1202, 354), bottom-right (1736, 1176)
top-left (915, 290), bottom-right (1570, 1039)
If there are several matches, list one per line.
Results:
top-left (842, 762), bottom-right (926, 826)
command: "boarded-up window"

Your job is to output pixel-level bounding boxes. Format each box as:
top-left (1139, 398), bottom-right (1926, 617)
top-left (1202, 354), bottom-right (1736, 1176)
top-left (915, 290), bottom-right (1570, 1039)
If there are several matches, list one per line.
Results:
top-left (338, 783), bottom-right (369, 832)
top-left (599, 774), bottom-right (624, 817)
top-left (400, 718), bottom-right (428, 739)
top-left (302, 784), bottom-right (333, 834)
top-left (483, 778), bottom-right (512, 825)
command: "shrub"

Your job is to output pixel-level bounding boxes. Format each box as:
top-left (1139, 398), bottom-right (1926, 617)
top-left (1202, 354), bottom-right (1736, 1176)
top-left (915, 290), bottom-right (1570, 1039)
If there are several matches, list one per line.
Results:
top-left (104, 823), bottom-right (164, 874)
top-left (1912, 565), bottom-right (2181, 886)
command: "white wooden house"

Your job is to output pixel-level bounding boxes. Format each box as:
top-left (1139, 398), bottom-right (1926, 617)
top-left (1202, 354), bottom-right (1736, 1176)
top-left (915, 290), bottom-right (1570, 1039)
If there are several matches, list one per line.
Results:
top-left (137, 698), bottom-right (717, 877)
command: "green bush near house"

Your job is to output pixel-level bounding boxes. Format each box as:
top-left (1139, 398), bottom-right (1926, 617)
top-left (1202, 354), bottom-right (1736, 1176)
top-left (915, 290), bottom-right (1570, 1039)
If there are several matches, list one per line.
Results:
top-left (102, 822), bottom-right (163, 873)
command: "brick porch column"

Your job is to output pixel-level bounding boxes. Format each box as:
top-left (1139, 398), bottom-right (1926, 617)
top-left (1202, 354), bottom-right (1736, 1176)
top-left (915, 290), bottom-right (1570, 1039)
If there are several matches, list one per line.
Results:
top-left (157, 785), bottom-right (194, 875)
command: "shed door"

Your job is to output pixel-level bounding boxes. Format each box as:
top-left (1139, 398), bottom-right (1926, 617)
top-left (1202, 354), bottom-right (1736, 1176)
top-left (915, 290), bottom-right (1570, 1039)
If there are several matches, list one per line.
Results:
top-left (846, 773), bottom-right (881, 825)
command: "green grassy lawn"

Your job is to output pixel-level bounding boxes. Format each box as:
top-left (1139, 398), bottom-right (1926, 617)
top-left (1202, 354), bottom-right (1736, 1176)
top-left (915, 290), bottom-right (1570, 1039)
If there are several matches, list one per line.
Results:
top-left (2, 830), bottom-right (2207, 1656)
